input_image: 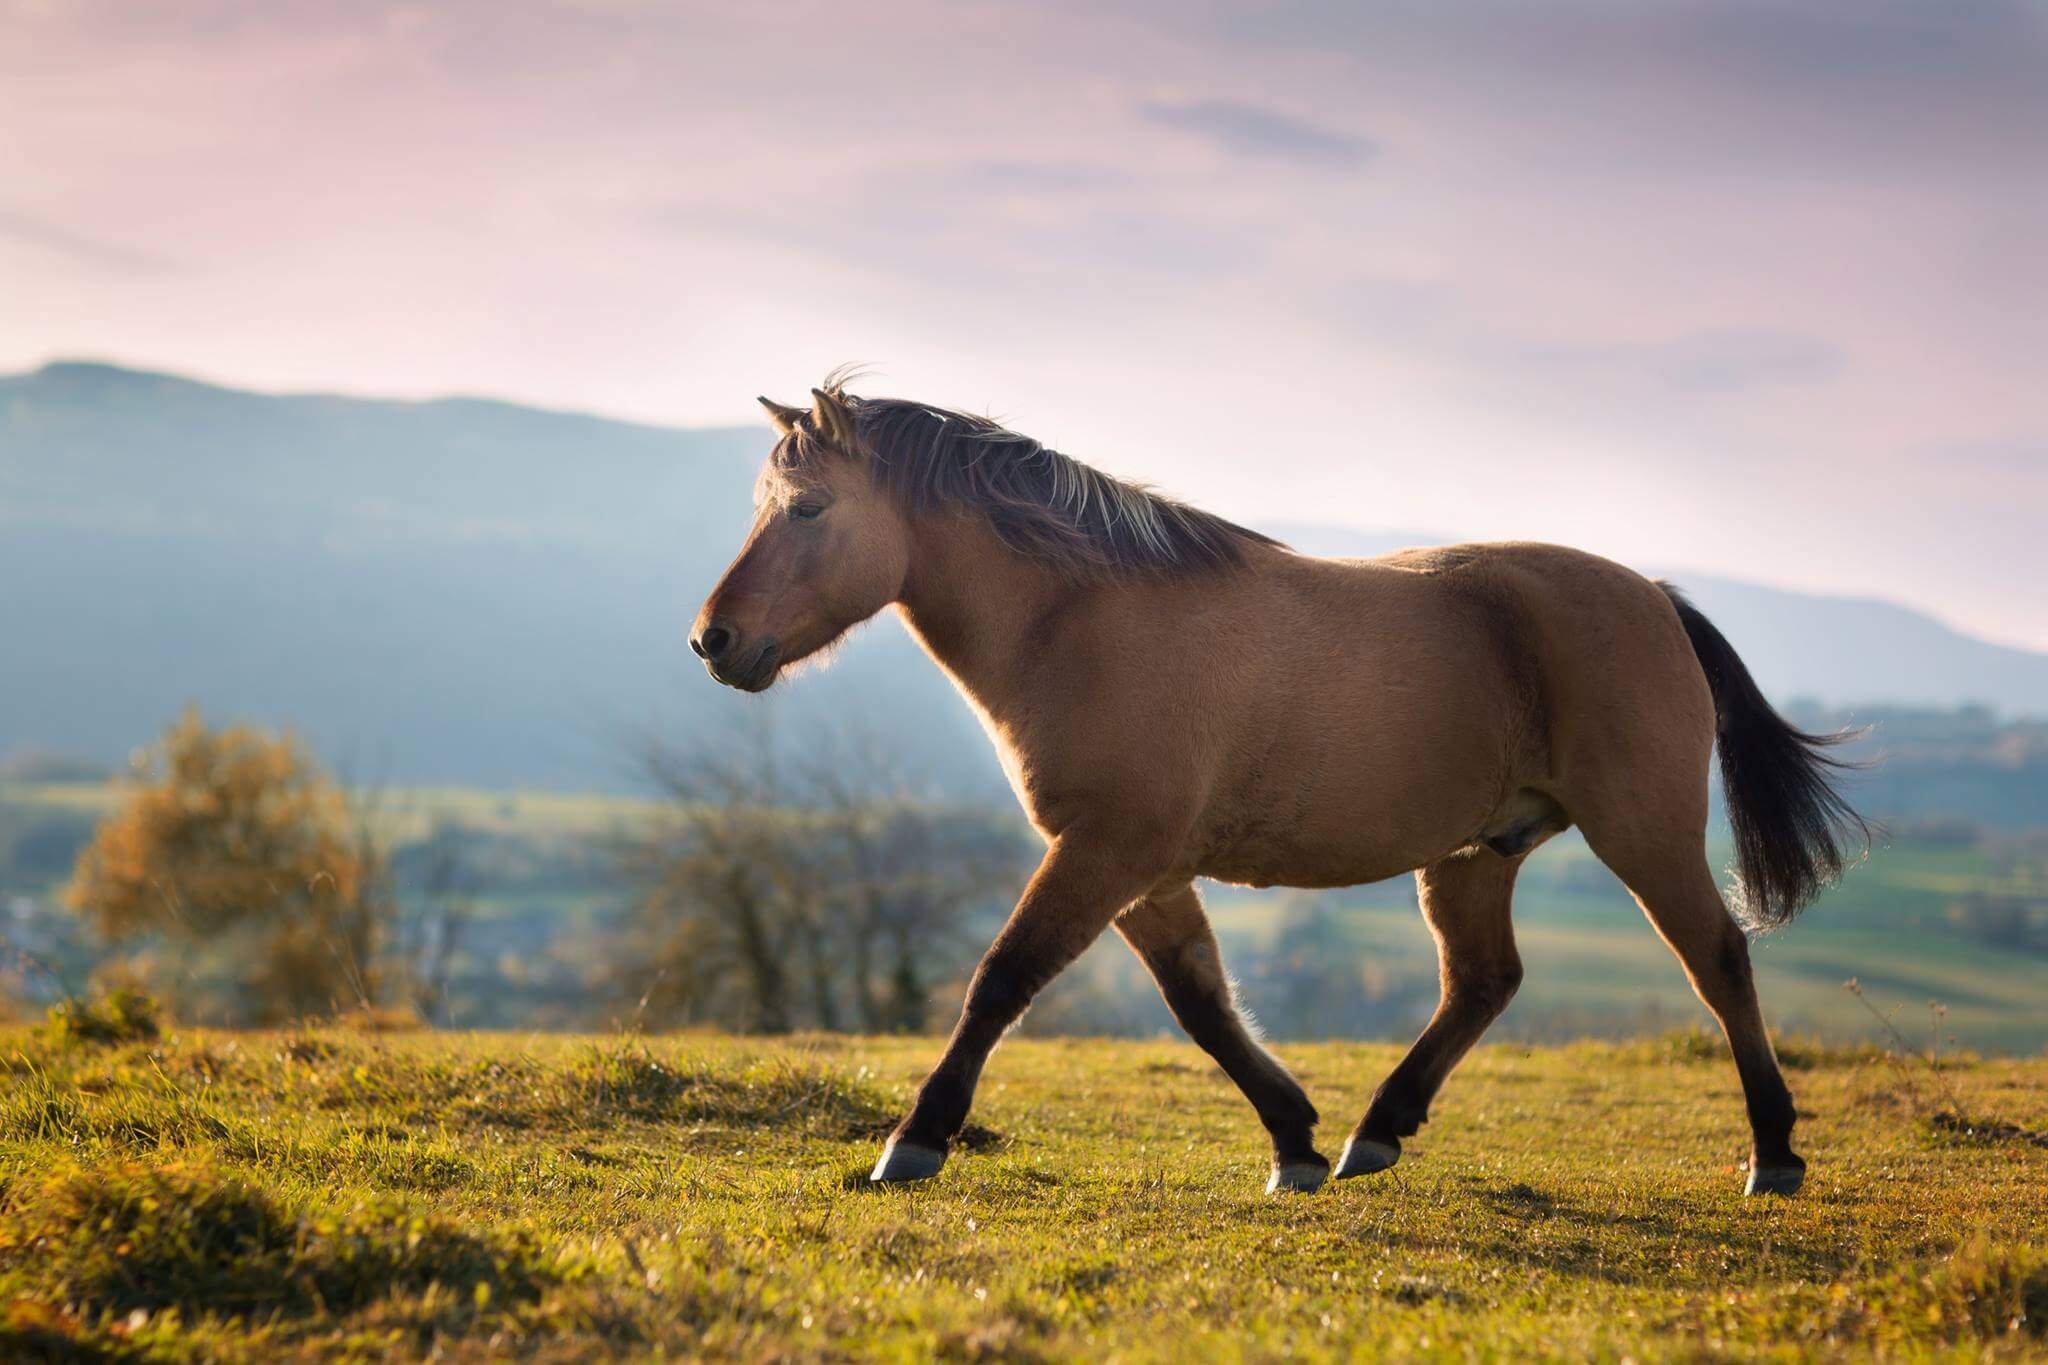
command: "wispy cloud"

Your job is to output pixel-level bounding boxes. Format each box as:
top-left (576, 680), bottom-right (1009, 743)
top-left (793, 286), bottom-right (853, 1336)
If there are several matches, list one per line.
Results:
top-left (0, 207), bottom-right (179, 275)
top-left (1331, 280), bottom-right (1842, 395)
top-left (1137, 97), bottom-right (1373, 168)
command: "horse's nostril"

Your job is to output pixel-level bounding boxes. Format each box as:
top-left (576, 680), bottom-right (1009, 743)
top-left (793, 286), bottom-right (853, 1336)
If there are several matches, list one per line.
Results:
top-left (694, 624), bottom-right (733, 662)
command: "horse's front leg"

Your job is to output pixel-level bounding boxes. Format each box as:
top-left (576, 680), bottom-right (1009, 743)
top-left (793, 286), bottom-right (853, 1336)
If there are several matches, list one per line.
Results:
top-left (871, 832), bottom-right (1161, 1182)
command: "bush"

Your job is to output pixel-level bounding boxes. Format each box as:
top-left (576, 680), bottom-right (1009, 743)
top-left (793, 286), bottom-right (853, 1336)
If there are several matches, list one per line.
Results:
top-left (42, 990), bottom-right (161, 1047)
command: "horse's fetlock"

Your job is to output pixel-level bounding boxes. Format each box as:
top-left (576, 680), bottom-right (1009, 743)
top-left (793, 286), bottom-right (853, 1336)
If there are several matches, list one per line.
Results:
top-left (1267, 1090), bottom-right (1319, 1136)
top-left (1362, 1091), bottom-right (1428, 1141)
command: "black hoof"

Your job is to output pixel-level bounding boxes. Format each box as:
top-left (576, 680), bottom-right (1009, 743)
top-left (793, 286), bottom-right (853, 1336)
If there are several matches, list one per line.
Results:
top-left (870, 1139), bottom-right (946, 1183)
top-left (1267, 1156), bottom-right (1331, 1194)
top-left (1744, 1163), bottom-right (1804, 1196)
top-left (1333, 1136), bottom-right (1401, 1179)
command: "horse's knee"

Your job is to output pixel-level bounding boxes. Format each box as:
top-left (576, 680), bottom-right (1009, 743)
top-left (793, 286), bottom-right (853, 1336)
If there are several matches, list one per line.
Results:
top-left (1451, 958), bottom-right (1522, 1018)
top-left (960, 955), bottom-right (1036, 1026)
top-left (1495, 958), bottom-right (1525, 1006)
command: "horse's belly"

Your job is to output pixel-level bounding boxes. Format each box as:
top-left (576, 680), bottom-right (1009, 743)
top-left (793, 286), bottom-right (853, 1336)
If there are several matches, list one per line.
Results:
top-left (1190, 726), bottom-right (1509, 888)
top-left (1192, 811), bottom-right (1446, 890)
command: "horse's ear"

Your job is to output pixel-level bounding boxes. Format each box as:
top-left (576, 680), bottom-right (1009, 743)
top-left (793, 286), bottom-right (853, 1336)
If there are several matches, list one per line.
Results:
top-left (757, 396), bottom-right (803, 435)
top-left (810, 387), bottom-right (858, 449)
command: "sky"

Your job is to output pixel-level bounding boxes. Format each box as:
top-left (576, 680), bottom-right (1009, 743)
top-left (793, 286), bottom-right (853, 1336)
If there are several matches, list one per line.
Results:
top-left (4, 0), bottom-right (2045, 649)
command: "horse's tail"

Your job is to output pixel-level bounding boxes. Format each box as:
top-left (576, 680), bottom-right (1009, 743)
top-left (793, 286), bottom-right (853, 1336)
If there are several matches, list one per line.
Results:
top-left (1658, 583), bottom-right (1869, 930)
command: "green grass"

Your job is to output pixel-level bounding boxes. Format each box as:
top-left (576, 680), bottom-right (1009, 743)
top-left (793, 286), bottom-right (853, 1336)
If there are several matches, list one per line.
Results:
top-left (3, 1026), bottom-right (2045, 1360)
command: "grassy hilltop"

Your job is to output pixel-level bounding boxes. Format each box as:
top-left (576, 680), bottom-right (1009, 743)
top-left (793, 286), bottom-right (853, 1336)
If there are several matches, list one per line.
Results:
top-left (3, 1024), bottom-right (2045, 1360)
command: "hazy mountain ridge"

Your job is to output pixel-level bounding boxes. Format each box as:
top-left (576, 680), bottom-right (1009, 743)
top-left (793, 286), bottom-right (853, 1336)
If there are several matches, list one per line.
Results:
top-left (4, 361), bottom-right (2044, 793)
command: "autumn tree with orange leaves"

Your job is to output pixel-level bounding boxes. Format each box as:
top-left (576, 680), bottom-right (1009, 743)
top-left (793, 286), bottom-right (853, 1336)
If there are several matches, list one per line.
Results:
top-left (64, 709), bottom-right (382, 1023)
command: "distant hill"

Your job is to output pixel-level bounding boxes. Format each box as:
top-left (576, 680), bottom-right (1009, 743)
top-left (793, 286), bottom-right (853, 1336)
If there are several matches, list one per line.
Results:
top-left (4, 361), bottom-right (2044, 792)
top-left (0, 361), bottom-right (993, 793)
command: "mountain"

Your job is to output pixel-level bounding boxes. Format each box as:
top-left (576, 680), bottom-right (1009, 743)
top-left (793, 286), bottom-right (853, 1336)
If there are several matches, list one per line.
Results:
top-left (0, 361), bottom-right (993, 793)
top-left (3, 361), bottom-right (2044, 792)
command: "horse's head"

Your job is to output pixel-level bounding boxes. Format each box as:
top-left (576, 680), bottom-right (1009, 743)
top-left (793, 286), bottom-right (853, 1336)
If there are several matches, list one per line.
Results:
top-left (690, 386), bottom-right (912, 692)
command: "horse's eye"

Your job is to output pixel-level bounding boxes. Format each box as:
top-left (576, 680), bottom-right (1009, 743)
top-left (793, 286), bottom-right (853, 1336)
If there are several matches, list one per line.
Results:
top-left (790, 501), bottom-right (826, 522)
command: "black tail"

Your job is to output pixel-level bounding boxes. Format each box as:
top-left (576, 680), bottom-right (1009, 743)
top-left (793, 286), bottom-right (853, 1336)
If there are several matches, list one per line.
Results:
top-left (1659, 583), bottom-right (1870, 930)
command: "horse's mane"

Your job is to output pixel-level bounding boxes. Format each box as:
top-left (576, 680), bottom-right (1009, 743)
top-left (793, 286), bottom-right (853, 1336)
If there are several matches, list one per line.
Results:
top-left (774, 370), bottom-right (1280, 576)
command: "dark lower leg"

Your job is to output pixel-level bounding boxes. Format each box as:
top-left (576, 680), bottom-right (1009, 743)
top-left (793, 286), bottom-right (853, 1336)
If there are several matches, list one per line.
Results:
top-left (1355, 964), bottom-right (1521, 1148)
top-left (889, 836), bottom-right (1154, 1154)
top-left (1353, 853), bottom-right (1521, 1153)
top-left (1619, 854), bottom-right (1801, 1178)
top-left (1697, 926), bottom-right (1801, 1170)
top-left (1118, 888), bottom-right (1322, 1168)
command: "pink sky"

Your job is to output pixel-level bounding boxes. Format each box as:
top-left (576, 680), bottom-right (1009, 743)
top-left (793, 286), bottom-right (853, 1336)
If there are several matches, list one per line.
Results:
top-left (4, 0), bottom-right (2044, 648)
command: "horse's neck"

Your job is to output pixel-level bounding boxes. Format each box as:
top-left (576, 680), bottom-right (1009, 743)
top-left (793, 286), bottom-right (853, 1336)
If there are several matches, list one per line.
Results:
top-left (893, 516), bottom-right (1080, 722)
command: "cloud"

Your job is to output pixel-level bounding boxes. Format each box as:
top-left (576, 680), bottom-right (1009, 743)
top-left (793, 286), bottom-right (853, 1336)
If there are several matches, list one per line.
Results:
top-left (948, 160), bottom-right (1128, 194)
top-left (0, 207), bottom-right (178, 275)
top-left (1331, 280), bottom-right (1841, 395)
top-left (656, 154), bottom-right (1264, 290)
top-left (1137, 97), bottom-right (1373, 168)
top-left (1623, 329), bottom-right (1842, 393)
top-left (1925, 437), bottom-right (2048, 476)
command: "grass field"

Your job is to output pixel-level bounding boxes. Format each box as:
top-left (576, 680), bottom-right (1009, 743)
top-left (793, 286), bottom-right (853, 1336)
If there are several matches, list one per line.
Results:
top-left (4, 1022), bottom-right (2045, 1360)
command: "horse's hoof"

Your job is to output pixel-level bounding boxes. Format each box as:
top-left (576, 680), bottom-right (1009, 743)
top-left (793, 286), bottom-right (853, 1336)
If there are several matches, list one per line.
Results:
top-left (1266, 1159), bottom-right (1330, 1195)
top-left (1333, 1136), bottom-right (1400, 1179)
top-left (869, 1139), bottom-right (947, 1183)
top-left (1744, 1164), bottom-right (1805, 1197)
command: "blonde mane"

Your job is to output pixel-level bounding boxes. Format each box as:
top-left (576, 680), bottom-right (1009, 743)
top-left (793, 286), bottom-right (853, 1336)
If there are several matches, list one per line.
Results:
top-left (774, 373), bottom-right (1279, 576)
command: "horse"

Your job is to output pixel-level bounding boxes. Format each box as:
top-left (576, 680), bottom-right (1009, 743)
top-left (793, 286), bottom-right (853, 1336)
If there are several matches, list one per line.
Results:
top-left (690, 374), bottom-right (1866, 1197)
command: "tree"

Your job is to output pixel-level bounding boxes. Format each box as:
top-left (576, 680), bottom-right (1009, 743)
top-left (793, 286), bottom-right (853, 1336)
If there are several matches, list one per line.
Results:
top-left (615, 719), bottom-right (1027, 1033)
top-left (64, 709), bottom-right (381, 1024)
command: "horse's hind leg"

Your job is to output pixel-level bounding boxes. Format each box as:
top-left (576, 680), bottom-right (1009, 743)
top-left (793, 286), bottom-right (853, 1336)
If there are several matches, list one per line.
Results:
top-left (1117, 884), bottom-right (1327, 1193)
top-left (1339, 850), bottom-right (1522, 1179)
top-left (1586, 830), bottom-right (1805, 1195)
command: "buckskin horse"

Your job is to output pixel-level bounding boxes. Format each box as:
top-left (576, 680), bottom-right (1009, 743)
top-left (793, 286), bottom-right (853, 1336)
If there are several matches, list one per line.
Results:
top-left (690, 375), bottom-right (1865, 1197)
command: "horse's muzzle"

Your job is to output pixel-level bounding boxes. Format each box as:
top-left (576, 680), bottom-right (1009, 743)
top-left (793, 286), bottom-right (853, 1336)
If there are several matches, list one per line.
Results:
top-left (705, 638), bottom-right (780, 693)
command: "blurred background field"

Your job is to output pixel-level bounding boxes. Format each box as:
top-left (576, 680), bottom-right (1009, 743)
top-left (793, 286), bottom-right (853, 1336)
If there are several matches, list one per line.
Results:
top-left (6, 747), bottom-right (2045, 1051)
